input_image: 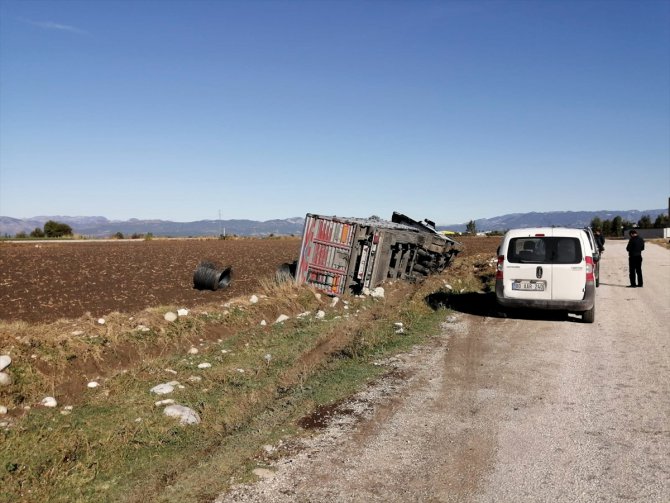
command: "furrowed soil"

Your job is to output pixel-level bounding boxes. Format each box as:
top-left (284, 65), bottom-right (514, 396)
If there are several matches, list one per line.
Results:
top-left (0, 238), bottom-right (302, 324)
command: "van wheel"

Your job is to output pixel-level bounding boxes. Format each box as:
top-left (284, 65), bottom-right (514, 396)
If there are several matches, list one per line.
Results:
top-left (582, 305), bottom-right (595, 323)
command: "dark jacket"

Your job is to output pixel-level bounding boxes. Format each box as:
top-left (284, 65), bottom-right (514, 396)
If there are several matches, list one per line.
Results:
top-left (626, 235), bottom-right (645, 256)
top-left (595, 233), bottom-right (605, 252)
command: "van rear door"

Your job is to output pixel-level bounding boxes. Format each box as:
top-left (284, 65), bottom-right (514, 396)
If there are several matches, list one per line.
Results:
top-left (503, 234), bottom-right (552, 302)
top-left (551, 235), bottom-right (586, 301)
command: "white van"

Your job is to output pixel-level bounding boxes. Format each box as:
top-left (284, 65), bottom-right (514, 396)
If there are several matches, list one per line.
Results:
top-left (495, 227), bottom-right (596, 323)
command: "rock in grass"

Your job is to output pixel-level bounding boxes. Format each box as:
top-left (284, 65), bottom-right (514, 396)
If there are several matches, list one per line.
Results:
top-left (163, 404), bottom-right (201, 425)
top-left (41, 397), bottom-right (58, 408)
top-left (150, 381), bottom-right (180, 395)
top-left (0, 355), bottom-right (11, 371)
top-left (0, 372), bottom-right (12, 386)
top-left (371, 287), bottom-right (385, 298)
top-left (164, 312), bottom-right (178, 322)
top-left (274, 314), bottom-right (290, 324)
top-left (177, 308), bottom-right (189, 317)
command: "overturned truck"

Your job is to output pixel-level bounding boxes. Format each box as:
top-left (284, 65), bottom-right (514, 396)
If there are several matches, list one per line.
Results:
top-left (294, 212), bottom-right (460, 296)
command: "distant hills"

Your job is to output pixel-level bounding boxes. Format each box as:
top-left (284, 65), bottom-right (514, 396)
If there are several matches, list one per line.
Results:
top-left (443, 208), bottom-right (667, 233)
top-left (0, 215), bottom-right (305, 238)
top-left (0, 209), bottom-right (666, 238)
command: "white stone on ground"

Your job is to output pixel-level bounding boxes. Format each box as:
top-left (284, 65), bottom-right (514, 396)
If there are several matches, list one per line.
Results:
top-left (197, 362), bottom-right (212, 369)
top-left (0, 355), bottom-right (10, 371)
top-left (371, 287), bottom-right (385, 298)
top-left (97, 318), bottom-right (105, 325)
top-left (315, 310), bottom-right (326, 319)
top-left (177, 308), bottom-right (189, 317)
top-left (155, 399), bottom-right (175, 406)
top-left (260, 320), bottom-right (267, 326)
top-left (330, 297), bottom-right (340, 308)
top-left (163, 404), bottom-right (201, 425)
top-left (87, 381), bottom-right (100, 388)
top-left (188, 347), bottom-right (199, 354)
top-left (164, 312), bottom-right (178, 322)
top-left (0, 372), bottom-right (12, 386)
top-left (274, 314), bottom-right (290, 324)
top-left (150, 381), bottom-right (180, 395)
top-left (41, 397), bottom-right (58, 408)
top-left (250, 295), bottom-right (259, 304)
top-left (0, 406), bottom-right (7, 415)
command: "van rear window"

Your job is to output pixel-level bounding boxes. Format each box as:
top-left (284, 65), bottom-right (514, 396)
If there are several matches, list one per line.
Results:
top-left (507, 237), bottom-right (582, 264)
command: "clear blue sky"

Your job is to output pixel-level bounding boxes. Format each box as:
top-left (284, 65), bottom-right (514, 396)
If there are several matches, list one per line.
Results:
top-left (1, 0), bottom-right (668, 225)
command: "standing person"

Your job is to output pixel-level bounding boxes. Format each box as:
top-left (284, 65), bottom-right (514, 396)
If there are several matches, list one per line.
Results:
top-left (626, 229), bottom-right (645, 287)
top-left (594, 228), bottom-right (605, 253)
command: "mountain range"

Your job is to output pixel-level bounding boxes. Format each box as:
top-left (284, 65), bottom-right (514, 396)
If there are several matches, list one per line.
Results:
top-left (0, 209), bottom-right (666, 238)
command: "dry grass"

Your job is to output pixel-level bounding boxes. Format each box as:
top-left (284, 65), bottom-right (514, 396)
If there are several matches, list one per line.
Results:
top-left (649, 238), bottom-right (670, 250)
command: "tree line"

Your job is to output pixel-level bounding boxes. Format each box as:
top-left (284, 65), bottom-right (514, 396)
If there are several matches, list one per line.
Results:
top-left (13, 220), bottom-right (74, 239)
top-left (461, 213), bottom-right (669, 237)
top-left (590, 213), bottom-right (669, 237)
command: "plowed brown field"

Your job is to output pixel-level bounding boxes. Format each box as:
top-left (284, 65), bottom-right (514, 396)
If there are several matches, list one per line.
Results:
top-left (0, 235), bottom-right (498, 325)
top-left (0, 238), bottom-right (302, 324)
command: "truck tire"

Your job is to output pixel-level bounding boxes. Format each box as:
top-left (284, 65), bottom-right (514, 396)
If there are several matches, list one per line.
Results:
top-left (412, 263), bottom-right (430, 275)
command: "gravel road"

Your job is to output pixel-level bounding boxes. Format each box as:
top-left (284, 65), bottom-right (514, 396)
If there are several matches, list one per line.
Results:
top-left (218, 240), bottom-right (670, 503)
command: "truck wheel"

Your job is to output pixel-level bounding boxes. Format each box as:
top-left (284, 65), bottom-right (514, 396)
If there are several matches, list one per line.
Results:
top-left (582, 305), bottom-right (595, 324)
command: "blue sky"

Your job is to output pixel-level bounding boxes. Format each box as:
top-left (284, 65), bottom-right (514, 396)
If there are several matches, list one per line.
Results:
top-left (1, 0), bottom-right (668, 225)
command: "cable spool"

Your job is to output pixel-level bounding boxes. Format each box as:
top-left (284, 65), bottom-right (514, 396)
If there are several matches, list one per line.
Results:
top-left (193, 262), bottom-right (232, 291)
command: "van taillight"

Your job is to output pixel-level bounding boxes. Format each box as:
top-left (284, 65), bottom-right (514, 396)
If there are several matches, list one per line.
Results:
top-left (496, 256), bottom-right (504, 280)
top-left (585, 256), bottom-right (595, 283)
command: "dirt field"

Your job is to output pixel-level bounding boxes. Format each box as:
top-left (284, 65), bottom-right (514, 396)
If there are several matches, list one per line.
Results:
top-left (0, 238), bottom-right (302, 324)
top-left (0, 236), bottom-right (499, 324)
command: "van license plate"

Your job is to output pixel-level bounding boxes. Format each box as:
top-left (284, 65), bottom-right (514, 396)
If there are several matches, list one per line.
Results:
top-left (512, 281), bottom-right (546, 291)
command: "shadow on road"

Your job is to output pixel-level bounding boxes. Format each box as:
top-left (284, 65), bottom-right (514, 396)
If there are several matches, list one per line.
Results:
top-left (425, 291), bottom-right (581, 323)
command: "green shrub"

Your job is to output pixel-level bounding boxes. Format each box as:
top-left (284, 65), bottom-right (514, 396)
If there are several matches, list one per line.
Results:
top-left (43, 220), bottom-right (73, 238)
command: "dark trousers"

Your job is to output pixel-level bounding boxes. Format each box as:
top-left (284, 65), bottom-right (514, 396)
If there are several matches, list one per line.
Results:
top-left (629, 256), bottom-right (643, 287)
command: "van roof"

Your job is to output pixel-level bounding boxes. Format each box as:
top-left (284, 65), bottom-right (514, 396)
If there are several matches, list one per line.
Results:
top-left (503, 227), bottom-right (586, 238)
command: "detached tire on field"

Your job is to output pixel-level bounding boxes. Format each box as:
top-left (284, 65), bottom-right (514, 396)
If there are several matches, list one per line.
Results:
top-left (193, 262), bottom-right (232, 291)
